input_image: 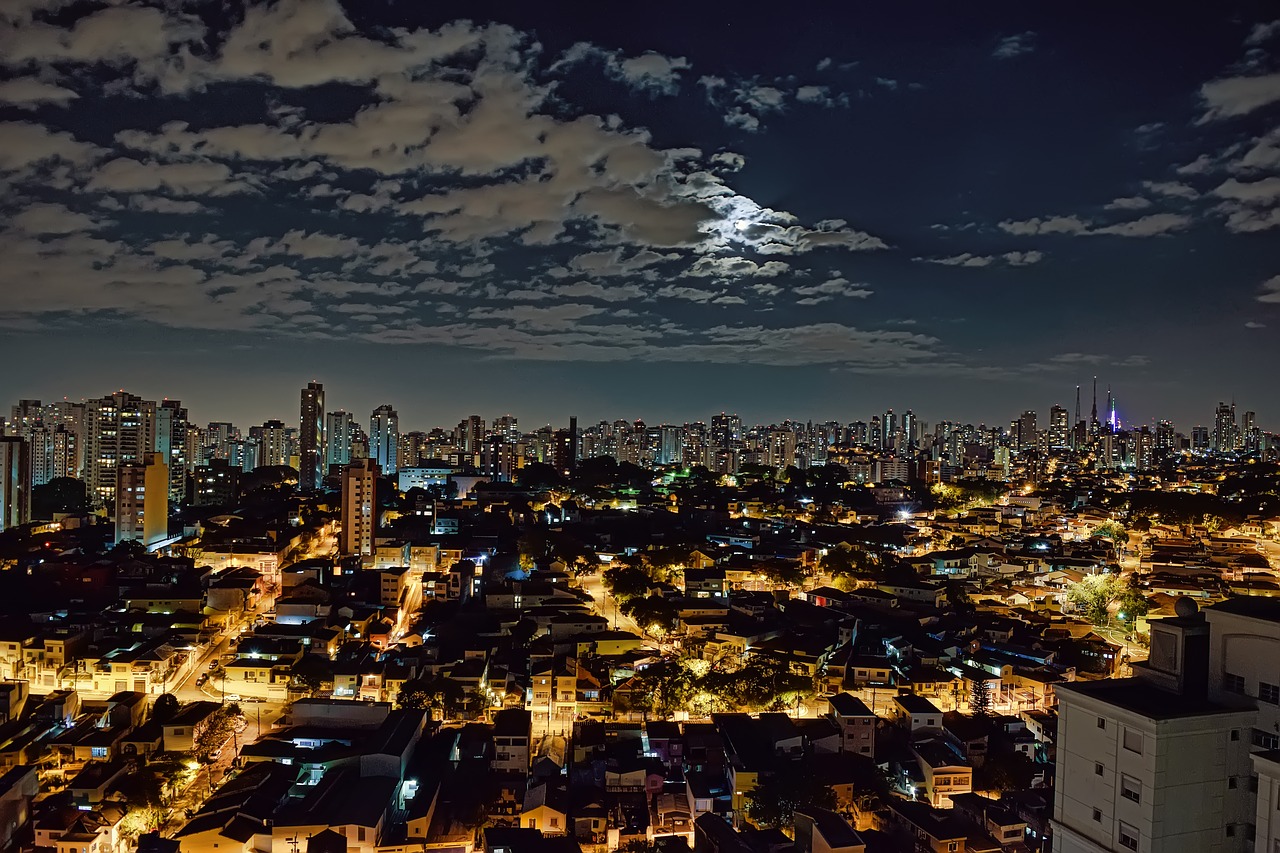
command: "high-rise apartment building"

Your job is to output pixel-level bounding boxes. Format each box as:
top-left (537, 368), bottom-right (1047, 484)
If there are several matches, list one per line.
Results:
top-left (84, 391), bottom-right (157, 508)
top-left (1192, 425), bottom-right (1210, 451)
top-left (252, 419), bottom-right (288, 468)
top-left (299, 382), bottom-right (325, 491)
top-left (658, 426), bottom-right (683, 465)
top-left (1214, 402), bottom-right (1238, 453)
top-left (0, 438), bottom-right (30, 531)
top-left (340, 458), bottom-right (378, 558)
top-left (325, 410), bottom-right (352, 469)
top-left (1053, 598), bottom-right (1280, 853)
top-left (494, 415), bottom-right (519, 444)
top-left (1049, 405), bottom-right (1070, 449)
top-left (228, 438), bottom-right (258, 472)
top-left (115, 452), bottom-right (168, 547)
top-left (901, 409), bottom-right (917, 450)
top-left (1017, 410), bottom-right (1038, 451)
top-left (398, 431), bottom-right (428, 471)
top-left (457, 415), bottom-right (485, 455)
top-left (370, 405), bottom-right (399, 476)
top-left (206, 422), bottom-right (236, 460)
top-left (156, 400), bottom-right (190, 502)
top-left (29, 425), bottom-right (78, 485)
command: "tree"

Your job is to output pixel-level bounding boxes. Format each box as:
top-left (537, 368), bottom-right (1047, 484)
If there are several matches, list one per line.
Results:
top-left (745, 761), bottom-right (837, 828)
top-left (622, 595), bottom-right (680, 638)
top-left (976, 749), bottom-right (1036, 793)
top-left (969, 679), bottom-right (992, 716)
top-left (601, 565), bottom-right (653, 604)
top-left (397, 675), bottom-right (466, 718)
top-left (31, 476), bottom-right (89, 518)
top-left (150, 693), bottom-right (179, 724)
top-left (194, 705), bottom-right (238, 763)
top-left (1066, 574), bottom-right (1149, 626)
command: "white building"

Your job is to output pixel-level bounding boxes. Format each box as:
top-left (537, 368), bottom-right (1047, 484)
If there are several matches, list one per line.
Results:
top-left (1053, 597), bottom-right (1271, 853)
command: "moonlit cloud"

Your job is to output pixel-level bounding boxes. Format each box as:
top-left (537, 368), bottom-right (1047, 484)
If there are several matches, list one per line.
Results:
top-left (992, 32), bottom-right (1036, 59)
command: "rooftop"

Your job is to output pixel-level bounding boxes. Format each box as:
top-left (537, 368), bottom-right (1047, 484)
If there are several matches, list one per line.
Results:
top-left (1056, 677), bottom-right (1242, 720)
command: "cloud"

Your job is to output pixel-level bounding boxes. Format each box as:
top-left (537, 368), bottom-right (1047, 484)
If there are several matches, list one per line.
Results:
top-left (1142, 180), bottom-right (1198, 200)
top-left (998, 215), bottom-right (1090, 235)
top-left (1199, 72), bottom-right (1280, 122)
top-left (556, 43), bottom-right (690, 95)
top-left (793, 277), bottom-right (873, 302)
top-left (923, 253), bottom-right (993, 267)
top-left (992, 32), bottom-right (1036, 60)
top-left (1211, 176), bottom-right (1280, 205)
top-left (1003, 250), bottom-right (1044, 266)
top-left (0, 2), bottom-right (916, 364)
top-left (1244, 20), bottom-right (1280, 46)
top-left (999, 212), bottom-right (1189, 237)
top-left (918, 250), bottom-right (1043, 267)
top-left (702, 74), bottom-right (846, 132)
top-left (0, 121), bottom-right (100, 171)
top-left (11, 202), bottom-right (105, 234)
top-left (1259, 275), bottom-right (1280, 303)
top-left (1245, 321), bottom-right (1266, 328)
top-left (1087, 213), bottom-right (1191, 237)
top-left (0, 76), bottom-right (78, 108)
top-left (87, 157), bottom-right (248, 195)
top-left (1224, 207), bottom-right (1280, 232)
top-left (1104, 196), bottom-right (1152, 211)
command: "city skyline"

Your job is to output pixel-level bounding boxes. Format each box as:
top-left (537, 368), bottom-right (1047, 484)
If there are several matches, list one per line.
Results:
top-left (3, 379), bottom-right (1270, 438)
top-left (1, 2), bottom-right (1279, 421)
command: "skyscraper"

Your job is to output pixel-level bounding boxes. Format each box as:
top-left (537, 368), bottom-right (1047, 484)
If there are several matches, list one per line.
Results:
top-left (1017, 410), bottom-right (1038, 451)
top-left (0, 437), bottom-right (30, 531)
top-left (252, 419), bottom-right (288, 468)
top-left (84, 391), bottom-right (157, 508)
top-left (1213, 402), bottom-right (1237, 453)
top-left (370, 405), bottom-right (399, 475)
top-left (900, 409), bottom-right (917, 450)
top-left (1049, 404), bottom-right (1069, 449)
top-left (156, 399), bottom-right (190, 502)
top-left (457, 415), bottom-right (485, 455)
top-left (340, 458), bottom-right (378, 558)
top-left (115, 451), bottom-right (168, 547)
top-left (325, 410), bottom-right (352, 468)
top-left (299, 381), bottom-right (325, 491)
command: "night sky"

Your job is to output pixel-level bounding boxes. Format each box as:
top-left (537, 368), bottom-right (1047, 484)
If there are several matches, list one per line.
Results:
top-left (1, 1), bottom-right (1278, 431)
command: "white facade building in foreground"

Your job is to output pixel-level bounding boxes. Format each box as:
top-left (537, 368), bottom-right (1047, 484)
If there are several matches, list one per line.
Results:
top-left (1054, 596), bottom-right (1280, 853)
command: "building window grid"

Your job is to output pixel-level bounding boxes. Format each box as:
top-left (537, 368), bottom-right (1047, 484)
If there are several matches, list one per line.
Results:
top-left (1119, 822), bottom-right (1139, 851)
top-left (1120, 774), bottom-right (1141, 804)
top-left (1261, 682), bottom-right (1280, 705)
top-left (1225, 672), bottom-right (1247, 694)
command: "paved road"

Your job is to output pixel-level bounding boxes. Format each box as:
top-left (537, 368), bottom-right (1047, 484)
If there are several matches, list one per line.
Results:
top-left (578, 572), bottom-right (644, 636)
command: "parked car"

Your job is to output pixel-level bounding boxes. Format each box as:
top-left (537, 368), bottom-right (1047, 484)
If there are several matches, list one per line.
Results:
top-left (195, 674), bottom-right (208, 686)
top-left (225, 694), bottom-right (242, 702)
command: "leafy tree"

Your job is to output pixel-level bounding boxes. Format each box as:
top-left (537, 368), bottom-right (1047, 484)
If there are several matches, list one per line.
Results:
top-left (150, 693), bottom-right (179, 724)
top-left (194, 705), bottom-right (238, 763)
top-left (517, 462), bottom-right (565, 488)
top-left (602, 565), bottom-right (653, 603)
top-left (969, 679), bottom-right (992, 716)
top-left (516, 529), bottom-right (549, 572)
top-left (1065, 574), bottom-right (1149, 626)
top-left (622, 595), bottom-right (680, 637)
top-left (757, 560), bottom-right (805, 587)
top-left (291, 655), bottom-right (331, 695)
top-left (976, 749), bottom-right (1036, 793)
top-left (745, 761), bottom-right (837, 828)
top-left (397, 674), bottom-right (466, 718)
top-left (31, 476), bottom-right (89, 518)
